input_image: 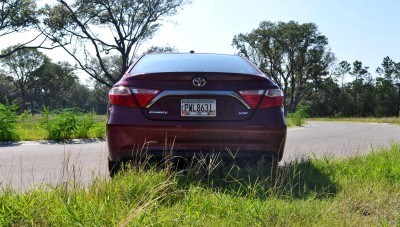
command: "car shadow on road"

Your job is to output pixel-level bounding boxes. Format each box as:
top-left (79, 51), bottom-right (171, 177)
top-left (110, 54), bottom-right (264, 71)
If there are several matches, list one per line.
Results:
top-left (173, 156), bottom-right (338, 200)
top-left (0, 141), bottom-right (22, 147)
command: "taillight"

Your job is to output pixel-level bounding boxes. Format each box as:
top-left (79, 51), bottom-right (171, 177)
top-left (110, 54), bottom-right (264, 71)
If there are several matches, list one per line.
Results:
top-left (238, 90), bottom-right (264, 109)
top-left (109, 86), bottom-right (136, 107)
top-left (131, 88), bottom-right (160, 108)
top-left (109, 86), bottom-right (160, 108)
top-left (238, 89), bottom-right (284, 109)
top-left (259, 89), bottom-right (284, 108)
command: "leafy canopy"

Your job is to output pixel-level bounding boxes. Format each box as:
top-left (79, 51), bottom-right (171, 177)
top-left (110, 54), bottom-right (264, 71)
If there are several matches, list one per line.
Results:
top-left (39, 0), bottom-right (189, 87)
top-left (233, 21), bottom-right (334, 113)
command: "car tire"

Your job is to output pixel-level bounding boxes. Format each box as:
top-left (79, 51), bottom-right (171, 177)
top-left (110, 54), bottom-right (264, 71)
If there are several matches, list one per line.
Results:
top-left (108, 159), bottom-right (121, 177)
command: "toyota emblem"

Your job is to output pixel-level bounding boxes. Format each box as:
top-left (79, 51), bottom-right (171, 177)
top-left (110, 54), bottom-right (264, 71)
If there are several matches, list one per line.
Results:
top-left (192, 77), bottom-right (206, 87)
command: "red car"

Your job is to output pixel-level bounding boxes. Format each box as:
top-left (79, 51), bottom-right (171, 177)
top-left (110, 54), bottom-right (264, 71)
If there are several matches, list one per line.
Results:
top-left (107, 53), bottom-right (286, 174)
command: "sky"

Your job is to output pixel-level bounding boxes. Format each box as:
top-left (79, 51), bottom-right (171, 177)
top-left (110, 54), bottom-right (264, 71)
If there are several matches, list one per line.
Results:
top-left (145, 0), bottom-right (400, 74)
top-left (2, 0), bottom-right (400, 82)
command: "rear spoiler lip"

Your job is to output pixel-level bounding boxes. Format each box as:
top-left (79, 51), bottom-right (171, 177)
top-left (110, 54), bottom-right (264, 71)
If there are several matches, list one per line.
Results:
top-left (124, 71), bottom-right (267, 81)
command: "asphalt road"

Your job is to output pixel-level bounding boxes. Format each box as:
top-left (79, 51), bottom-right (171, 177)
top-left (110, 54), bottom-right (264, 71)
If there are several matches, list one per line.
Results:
top-left (1, 121), bottom-right (399, 190)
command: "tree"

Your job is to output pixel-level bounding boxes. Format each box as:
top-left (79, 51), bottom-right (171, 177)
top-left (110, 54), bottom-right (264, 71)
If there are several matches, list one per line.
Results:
top-left (335, 61), bottom-right (351, 87)
top-left (0, 0), bottom-right (37, 36)
top-left (376, 56), bottom-right (400, 82)
top-left (28, 57), bottom-right (80, 111)
top-left (0, 72), bottom-right (16, 103)
top-left (375, 57), bottom-right (399, 116)
top-left (232, 21), bottom-right (334, 114)
top-left (39, 0), bottom-right (189, 87)
top-left (304, 77), bottom-right (341, 117)
top-left (0, 0), bottom-right (57, 58)
top-left (350, 60), bottom-right (370, 116)
top-left (89, 81), bottom-right (109, 114)
top-left (145, 45), bottom-right (178, 54)
top-left (333, 61), bottom-right (351, 115)
top-left (0, 47), bottom-right (44, 110)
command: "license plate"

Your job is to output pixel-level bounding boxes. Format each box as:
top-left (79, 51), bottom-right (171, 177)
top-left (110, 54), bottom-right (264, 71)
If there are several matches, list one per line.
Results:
top-left (181, 99), bottom-right (216, 117)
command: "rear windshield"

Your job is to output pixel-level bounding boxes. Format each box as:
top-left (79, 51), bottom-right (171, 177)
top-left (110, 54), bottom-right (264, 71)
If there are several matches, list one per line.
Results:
top-left (130, 54), bottom-right (260, 75)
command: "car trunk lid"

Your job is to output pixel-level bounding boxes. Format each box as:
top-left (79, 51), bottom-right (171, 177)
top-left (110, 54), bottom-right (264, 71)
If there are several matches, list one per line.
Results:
top-left (125, 72), bottom-right (277, 121)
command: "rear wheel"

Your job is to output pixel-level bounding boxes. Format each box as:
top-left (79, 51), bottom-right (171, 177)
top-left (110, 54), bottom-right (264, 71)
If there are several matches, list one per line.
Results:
top-left (108, 159), bottom-right (121, 177)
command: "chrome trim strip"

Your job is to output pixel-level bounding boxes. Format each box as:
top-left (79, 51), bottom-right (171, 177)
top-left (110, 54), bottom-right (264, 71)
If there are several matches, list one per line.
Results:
top-left (145, 90), bottom-right (251, 109)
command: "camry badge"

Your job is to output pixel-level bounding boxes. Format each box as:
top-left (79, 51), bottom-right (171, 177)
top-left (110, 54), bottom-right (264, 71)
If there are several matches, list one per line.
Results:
top-left (149, 111), bottom-right (168, 115)
top-left (192, 77), bottom-right (206, 87)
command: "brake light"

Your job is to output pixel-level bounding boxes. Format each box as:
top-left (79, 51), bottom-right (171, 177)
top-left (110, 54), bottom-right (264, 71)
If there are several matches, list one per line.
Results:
top-left (238, 90), bottom-right (264, 109)
top-left (259, 89), bottom-right (284, 108)
top-left (238, 89), bottom-right (284, 109)
top-left (109, 86), bottom-right (136, 107)
top-left (132, 88), bottom-right (160, 108)
top-left (109, 86), bottom-right (160, 108)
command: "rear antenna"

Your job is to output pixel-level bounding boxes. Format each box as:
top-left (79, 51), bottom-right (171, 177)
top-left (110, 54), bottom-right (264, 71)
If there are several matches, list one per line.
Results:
top-left (190, 50), bottom-right (195, 53)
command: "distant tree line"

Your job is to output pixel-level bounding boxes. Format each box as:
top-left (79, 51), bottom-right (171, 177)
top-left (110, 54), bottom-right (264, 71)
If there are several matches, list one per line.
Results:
top-left (0, 48), bottom-right (107, 114)
top-left (304, 58), bottom-right (400, 117)
top-left (233, 21), bottom-right (400, 117)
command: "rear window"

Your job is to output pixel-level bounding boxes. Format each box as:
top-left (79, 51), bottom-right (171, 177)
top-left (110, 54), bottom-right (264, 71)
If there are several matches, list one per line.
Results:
top-left (130, 54), bottom-right (260, 75)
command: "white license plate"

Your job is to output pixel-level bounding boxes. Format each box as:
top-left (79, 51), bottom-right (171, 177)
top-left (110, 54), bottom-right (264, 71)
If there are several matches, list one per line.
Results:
top-left (181, 99), bottom-right (216, 117)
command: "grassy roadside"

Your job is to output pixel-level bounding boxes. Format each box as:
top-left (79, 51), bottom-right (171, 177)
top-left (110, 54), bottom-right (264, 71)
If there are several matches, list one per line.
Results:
top-left (7, 115), bottom-right (399, 141)
top-left (10, 115), bottom-right (297, 141)
top-left (309, 117), bottom-right (400, 125)
top-left (286, 117), bottom-right (303, 127)
top-left (16, 115), bottom-right (106, 141)
top-left (1, 144), bottom-right (400, 225)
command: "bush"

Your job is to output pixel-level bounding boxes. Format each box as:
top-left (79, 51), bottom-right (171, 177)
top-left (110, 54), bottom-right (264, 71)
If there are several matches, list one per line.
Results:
top-left (0, 101), bottom-right (19, 141)
top-left (95, 125), bottom-right (106, 139)
top-left (40, 107), bottom-right (96, 140)
top-left (288, 105), bottom-right (309, 126)
top-left (40, 107), bottom-right (77, 140)
top-left (76, 111), bottom-right (95, 138)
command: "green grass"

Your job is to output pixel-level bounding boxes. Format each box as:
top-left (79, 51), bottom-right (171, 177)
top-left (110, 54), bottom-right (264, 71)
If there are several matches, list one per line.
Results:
top-left (309, 117), bottom-right (400, 125)
top-left (286, 117), bottom-right (303, 127)
top-left (1, 144), bottom-right (400, 225)
top-left (15, 115), bottom-right (106, 141)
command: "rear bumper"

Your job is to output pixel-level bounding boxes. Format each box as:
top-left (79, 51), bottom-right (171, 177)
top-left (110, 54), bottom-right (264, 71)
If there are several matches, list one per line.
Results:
top-left (106, 106), bottom-right (287, 162)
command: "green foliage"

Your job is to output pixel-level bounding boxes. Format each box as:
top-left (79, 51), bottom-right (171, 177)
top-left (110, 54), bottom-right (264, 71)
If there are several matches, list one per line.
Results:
top-left (233, 20), bottom-right (334, 114)
top-left (309, 117), bottom-right (400, 125)
top-left (40, 107), bottom-right (97, 140)
top-left (95, 124), bottom-right (106, 139)
top-left (0, 47), bottom-right (45, 111)
top-left (1, 144), bottom-right (400, 225)
top-left (0, 100), bottom-right (19, 141)
top-left (0, 0), bottom-right (38, 30)
top-left (288, 105), bottom-right (309, 126)
top-left (1, 48), bottom-right (104, 115)
top-left (28, 57), bottom-right (79, 112)
top-left (76, 111), bottom-right (95, 138)
top-left (299, 56), bottom-right (400, 117)
top-left (305, 77), bottom-right (342, 117)
top-left (146, 46), bottom-right (178, 54)
top-left (41, 0), bottom-right (189, 87)
top-left (40, 107), bottom-right (76, 140)
top-left (16, 114), bottom-right (106, 141)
